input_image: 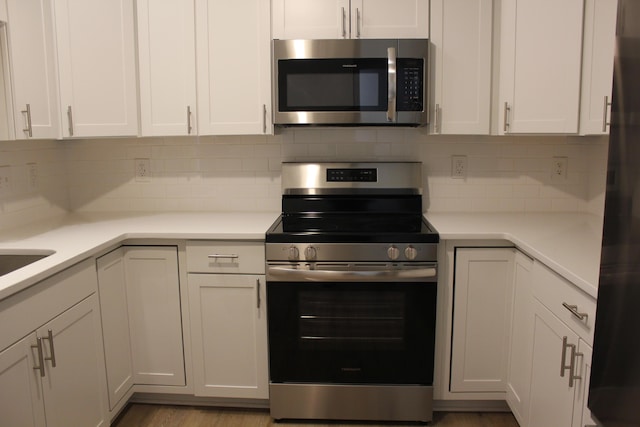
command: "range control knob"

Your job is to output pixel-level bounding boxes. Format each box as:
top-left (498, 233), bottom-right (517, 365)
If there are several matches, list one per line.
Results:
top-left (404, 245), bottom-right (418, 260)
top-left (288, 246), bottom-right (300, 261)
top-left (387, 245), bottom-right (400, 260)
top-left (304, 246), bottom-right (317, 260)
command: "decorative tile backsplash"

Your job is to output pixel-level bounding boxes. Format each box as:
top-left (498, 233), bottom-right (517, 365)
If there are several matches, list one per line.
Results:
top-left (0, 129), bottom-right (609, 231)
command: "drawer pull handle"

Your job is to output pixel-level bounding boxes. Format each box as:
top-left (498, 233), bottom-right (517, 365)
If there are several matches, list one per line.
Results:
top-left (562, 302), bottom-right (588, 321)
top-left (208, 254), bottom-right (239, 260)
top-left (44, 329), bottom-right (57, 367)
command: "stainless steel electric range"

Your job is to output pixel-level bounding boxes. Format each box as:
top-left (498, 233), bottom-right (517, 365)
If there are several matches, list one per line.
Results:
top-left (265, 162), bottom-right (439, 423)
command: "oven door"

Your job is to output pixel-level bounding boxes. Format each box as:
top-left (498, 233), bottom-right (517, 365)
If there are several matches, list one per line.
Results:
top-left (266, 265), bottom-right (437, 385)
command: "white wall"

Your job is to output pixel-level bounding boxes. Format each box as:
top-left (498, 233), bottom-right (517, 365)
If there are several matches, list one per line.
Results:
top-left (0, 140), bottom-right (69, 231)
top-left (64, 129), bottom-right (610, 216)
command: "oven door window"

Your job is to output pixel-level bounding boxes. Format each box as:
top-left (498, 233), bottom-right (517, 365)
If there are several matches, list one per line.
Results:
top-left (267, 281), bottom-right (436, 385)
top-left (278, 59), bottom-right (387, 112)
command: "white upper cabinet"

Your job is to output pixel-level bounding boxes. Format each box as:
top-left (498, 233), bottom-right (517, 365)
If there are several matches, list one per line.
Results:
top-left (498, 0), bottom-right (584, 134)
top-left (196, 0), bottom-right (272, 135)
top-left (0, 0), bottom-right (6, 21)
top-left (580, 0), bottom-right (618, 135)
top-left (54, 0), bottom-right (137, 138)
top-left (6, 0), bottom-right (59, 139)
top-left (430, 0), bottom-right (492, 134)
top-left (137, 0), bottom-right (197, 137)
top-left (272, 0), bottom-right (429, 39)
top-left (0, 24), bottom-right (11, 141)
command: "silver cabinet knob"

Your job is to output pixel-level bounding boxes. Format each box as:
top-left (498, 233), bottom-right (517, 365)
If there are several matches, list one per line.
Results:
top-left (304, 246), bottom-right (317, 260)
top-left (405, 245), bottom-right (418, 260)
top-left (387, 245), bottom-right (400, 260)
top-left (288, 246), bottom-right (299, 261)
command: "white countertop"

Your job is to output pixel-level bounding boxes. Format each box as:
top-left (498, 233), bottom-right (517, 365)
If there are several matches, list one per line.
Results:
top-left (0, 211), bottom-right (279, 301)
top-left (425, 212), bottom-right (603, 298)
top-left (0, 210), bottom-right (603, 302)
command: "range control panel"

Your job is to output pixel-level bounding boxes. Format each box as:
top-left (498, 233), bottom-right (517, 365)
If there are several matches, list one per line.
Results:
top-left (326, 168), bottom-right (377, 182)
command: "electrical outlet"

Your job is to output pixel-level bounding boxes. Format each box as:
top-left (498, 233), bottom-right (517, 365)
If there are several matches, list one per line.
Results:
top-left (0, 166), bottom-right (11, 196)
top-left (135, 158), bottom-right (151, 182)
top-left (27, 163), bottom-right (38, 191)
top-left (551, 157), bottom-right (568, 181)
top-left (451, 155), bottom-right (467, 179)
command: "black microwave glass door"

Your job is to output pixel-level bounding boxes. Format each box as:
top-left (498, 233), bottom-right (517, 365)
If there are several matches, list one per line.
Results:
top-left (278, 59), bottom-right (388, 112)
top-left (267, 281), bottom-right (436, 385)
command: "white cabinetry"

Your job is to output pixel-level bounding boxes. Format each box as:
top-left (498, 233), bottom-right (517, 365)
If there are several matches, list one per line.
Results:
top-left (430, 0), bottom-right (492, 135)
top-left (124, 246), bottom-right (185, 386)
top-left (96, 248), bottom-right (134, 411)
top-left (195, 0), bottom-right (272, 135)
top-left (272, 0), bottom-right (429, 39)
top-left (0, 22), bottom-right (10, 141)
top-left (0, 0), bottom-right (6, 21)
top-left (5, 0), bottom-right (59, 139)
top-left (137, 0), bottom-right (196, 136)
top-left (498, 0), bottom-right (584, 134)
top-left (53, 0), bottom-right (137, 138)
top-left (187, 241), bottom-right (268, 399)
top-left (505, 250), bottom-right (534, 426)
top-left (0, 260), bottom-right (108, 427)
top-left (580, 0), bottom-right (618, 135)
top-left (450, 247), bottom-right (514, 393)
top-left (525, 261), bottom-right (597, 427)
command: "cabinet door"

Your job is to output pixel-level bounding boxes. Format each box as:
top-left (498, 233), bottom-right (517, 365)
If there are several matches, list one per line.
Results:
top-left (528, 300), bottom-right (578, 427)
top-left (579, 0), bottom-right (617, 135)
top-left (451, 248), bottom-right (514, 393)
top-left (189, 273), bottom-right (268, 399)
top-left (137, 0), bottom-right (196, 136)
top-left (506, 251), bottom-right (534, 426)
top-left (96, 248), bottom-right (134, 410)
top-left (0, 333), bottom-right (46, 427)
top-left (39, 294), bottom-right (108, 427)
top-left (499, 0), bottom-right (584, 134)
top-left (54, 0), bottom-right (137, 137)
top-left (6, 0), bottom-right (59, 139)
top-left (196, 0), bottom-right (272, 135)
top-left (0, 0), bottom-right (6, 20)
top-left (0, 24), bottom-right (11, 141)
top-left (430, 0), bottom-right (492, 135)
top-left (573, 340), bottom-right (595, 427)
top-left (124, 247), bottom-right (185, 386)
top-left (272, 0), bottom-right (350, 39)
top-left (352, 0), bottom-right (429, 39)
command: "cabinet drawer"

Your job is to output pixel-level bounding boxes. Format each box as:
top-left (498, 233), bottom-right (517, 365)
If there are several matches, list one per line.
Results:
top-left (532, 262), bottom-right (596, 345)
top-left (187, 241), bottom-right (265, 274)
top-left (0, 258), bottom-right (97, 351)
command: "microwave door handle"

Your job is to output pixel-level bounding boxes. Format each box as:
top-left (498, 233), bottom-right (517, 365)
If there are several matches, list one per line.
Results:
top-left (387, 47), bottom-right (397, 123)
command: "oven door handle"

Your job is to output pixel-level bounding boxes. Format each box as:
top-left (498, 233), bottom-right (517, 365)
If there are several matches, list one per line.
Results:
top-left (267, 266), bottom-right (437, 282)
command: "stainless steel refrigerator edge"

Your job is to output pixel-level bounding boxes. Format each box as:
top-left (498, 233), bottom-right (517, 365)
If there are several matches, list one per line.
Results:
top-left (589, 1), bottom-right (640, 425)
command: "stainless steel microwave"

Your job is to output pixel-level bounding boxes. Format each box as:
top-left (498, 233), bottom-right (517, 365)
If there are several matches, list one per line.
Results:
top-left (272, 39), bottom-right (429, 126)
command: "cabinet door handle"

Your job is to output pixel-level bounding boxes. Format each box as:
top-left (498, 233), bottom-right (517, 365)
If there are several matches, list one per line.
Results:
top-left (356, 8), bottom-right (361, 38)
top-left (562, 302), bottom-right (588, 321)
top-left (187, 106), bottom-right (193, 134)
top-left (22, 104), bottom-right (33, 137)
top-left (341, 7), bottom-right (347, 38)
top-left (207, 254), bottom-right (239, 260)
top-left (560, 336), bottom-right (580, 387)
top-left (43, 329), bottom-right (57, 368)
top-left (434, 104), bottom-right (441, 134)
top-left (31, 338), bottom-right (46, 378)
top-left (67, 106), bottom-right (74, 136)
top-left (503, 102), bottom-right (510, 132)
top-left (256, 278), bottom-right (261, 309)
top-left (571, 351), bottom-right (584, 387)
top-left (263, 104), bottom-right (267, 134)
top-left (602, 95), bottom-right (612, 132)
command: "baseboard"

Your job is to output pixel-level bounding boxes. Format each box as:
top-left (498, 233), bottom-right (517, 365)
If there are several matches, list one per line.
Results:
top-left (433, 399), bottom-right (511, 412)
top-left (128, 392), bottom-right (270, 410)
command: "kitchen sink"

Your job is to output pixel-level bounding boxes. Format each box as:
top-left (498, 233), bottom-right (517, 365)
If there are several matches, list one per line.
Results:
top-left (0, 251), bottom-right (54, 277)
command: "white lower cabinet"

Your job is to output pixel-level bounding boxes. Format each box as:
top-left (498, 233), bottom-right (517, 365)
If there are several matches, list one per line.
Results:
top-left (505, 250), bottom-right (534, 425)
top-left (188, 273), bottom-right (268, 399)
top-left (0, 260), bottom-right (108, 427)
top-left (96, 245), bottom-right (185, 414)
top-left (187, 241), bottom-right (268, 399)
top-left (450, 247), bottom-right (514, 393)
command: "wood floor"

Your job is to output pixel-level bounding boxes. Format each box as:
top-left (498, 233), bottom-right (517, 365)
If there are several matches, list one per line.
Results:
top-left (112, 404), bottom-right (520, 427)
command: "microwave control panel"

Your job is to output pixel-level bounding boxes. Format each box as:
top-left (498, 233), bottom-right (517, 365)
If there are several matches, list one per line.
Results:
top-left (397, 59), bottom-right (424, 112)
